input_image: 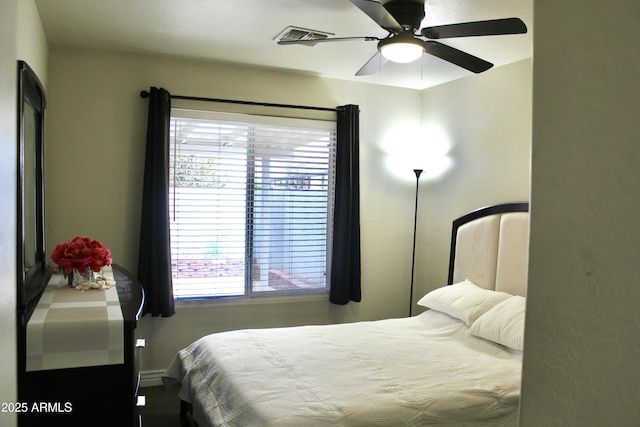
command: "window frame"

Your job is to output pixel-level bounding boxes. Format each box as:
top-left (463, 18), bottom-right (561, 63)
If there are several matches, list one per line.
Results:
top-left (169, 108), bottom-right (337, 301)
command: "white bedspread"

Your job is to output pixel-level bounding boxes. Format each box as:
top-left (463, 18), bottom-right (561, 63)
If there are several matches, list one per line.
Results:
top-left (163, 310), bottom-right (522, 427)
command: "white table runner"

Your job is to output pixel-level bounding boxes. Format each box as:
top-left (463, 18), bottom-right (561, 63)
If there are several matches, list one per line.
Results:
top-left (26, 266), bottom-right (124, 371)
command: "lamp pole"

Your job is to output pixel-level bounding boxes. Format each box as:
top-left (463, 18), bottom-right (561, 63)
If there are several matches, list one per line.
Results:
top-left (409, 169), bottom-right (423, 317)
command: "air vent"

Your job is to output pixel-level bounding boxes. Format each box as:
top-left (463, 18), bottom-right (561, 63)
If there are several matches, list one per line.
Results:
top-left (274, 26), bottom-right (334, 46)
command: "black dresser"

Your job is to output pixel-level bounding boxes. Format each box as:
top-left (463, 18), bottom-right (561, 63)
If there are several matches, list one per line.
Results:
top-left (18, 264), bottom-right (146, 427)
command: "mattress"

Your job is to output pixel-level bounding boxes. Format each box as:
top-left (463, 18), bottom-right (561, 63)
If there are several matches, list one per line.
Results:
top-left (163, 310), bottom-right (522, 427)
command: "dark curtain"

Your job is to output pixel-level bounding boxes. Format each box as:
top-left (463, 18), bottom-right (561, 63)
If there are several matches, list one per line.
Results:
top-left (137, 87), bottom-right (175, 317)
top-left (330, 104), bottom-right (362, 304)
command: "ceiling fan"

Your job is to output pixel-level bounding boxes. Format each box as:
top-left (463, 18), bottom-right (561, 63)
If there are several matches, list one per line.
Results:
top-left (277, 0), bottom-right (527, 76)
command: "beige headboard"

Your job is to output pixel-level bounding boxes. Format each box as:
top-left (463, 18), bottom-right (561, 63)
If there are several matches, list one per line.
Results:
top-left (447, 203), bottom-right (529, 297)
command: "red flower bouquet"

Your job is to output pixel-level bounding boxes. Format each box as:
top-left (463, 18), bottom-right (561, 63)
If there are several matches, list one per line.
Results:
top-left (51, 236), bottom-right (112, 275)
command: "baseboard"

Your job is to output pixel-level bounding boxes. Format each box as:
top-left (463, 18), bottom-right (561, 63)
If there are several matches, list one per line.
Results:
top-left (140, 369), bottom-right (165, 387)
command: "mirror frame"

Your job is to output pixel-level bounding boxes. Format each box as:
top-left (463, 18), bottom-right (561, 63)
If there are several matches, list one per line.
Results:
top-left (17, 60), bottom-right (50, 325)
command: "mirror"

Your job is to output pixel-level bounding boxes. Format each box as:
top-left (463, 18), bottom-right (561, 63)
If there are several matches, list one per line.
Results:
top-left (17, 60), bottom-right (49, 324)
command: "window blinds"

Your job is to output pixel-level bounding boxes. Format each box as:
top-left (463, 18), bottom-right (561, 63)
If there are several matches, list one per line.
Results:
top-left (169, 109), bottom-right (337, 299)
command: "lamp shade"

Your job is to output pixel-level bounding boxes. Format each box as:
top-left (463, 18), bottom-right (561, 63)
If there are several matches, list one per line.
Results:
top-left (378, 33), bottom-right (424, 63)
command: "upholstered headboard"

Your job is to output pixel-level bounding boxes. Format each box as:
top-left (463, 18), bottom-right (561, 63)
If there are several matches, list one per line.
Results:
top-left (447, 203), bottom-right (529, 296)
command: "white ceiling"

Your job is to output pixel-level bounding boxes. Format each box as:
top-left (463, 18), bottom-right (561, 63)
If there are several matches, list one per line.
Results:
top-left (34, 0), bottom-right (532, 90)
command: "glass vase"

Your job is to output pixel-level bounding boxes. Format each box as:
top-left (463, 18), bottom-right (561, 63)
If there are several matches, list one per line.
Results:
top-left (67, 268), bottom-right (96, 287)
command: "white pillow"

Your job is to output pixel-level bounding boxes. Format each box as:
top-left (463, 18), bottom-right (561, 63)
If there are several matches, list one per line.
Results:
top-left (417, 279), bottom-right (512, 326)
top-left (469, 295), bottom-right (526, 351)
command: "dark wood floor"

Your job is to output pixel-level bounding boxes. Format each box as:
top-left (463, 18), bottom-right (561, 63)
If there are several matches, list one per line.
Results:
top-left (140, 385), bottom-right (196, 427)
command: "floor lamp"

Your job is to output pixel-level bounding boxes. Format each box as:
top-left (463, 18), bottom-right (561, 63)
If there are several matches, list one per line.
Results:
top-left (409, 169), bottom-right (423, 317)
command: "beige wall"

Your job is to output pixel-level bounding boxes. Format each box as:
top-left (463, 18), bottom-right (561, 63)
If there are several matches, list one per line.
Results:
top-left (414, 59), bottom-right (532, 308)
top-left (16, 0), bottom-right (49, 87)
top-left (44, 48), bottom-right (531, 371)
top-left (1, 1), bottom-right (48, 425)
top-left (520, 1), bottom-right (640, 425)
top-left (0, 2), bottom-right (19, 424)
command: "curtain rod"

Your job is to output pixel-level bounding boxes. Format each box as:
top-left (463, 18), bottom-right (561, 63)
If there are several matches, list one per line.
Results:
top-left (139, 90), bottom-right (338, 113)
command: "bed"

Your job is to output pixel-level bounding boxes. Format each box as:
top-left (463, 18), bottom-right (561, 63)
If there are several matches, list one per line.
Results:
top-left (163, 202), bottom-right (530, 426)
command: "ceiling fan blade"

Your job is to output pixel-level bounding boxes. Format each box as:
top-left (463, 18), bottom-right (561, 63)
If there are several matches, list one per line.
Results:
top-left (421, 18), bottom-right (527, 39)
top-left (277, 36), bottom-right (379, 46)
top-left (355, 52), bottom-right (388, 76)
top-left (349, 0), bottom-right (403, 33)
top-left (422, 40), bottom-right (493, 73)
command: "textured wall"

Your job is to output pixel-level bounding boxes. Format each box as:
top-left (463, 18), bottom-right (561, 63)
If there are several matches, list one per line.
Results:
top-left (0, 3), bottom-right (19, 426)
top-left (521, 0), bottom-right (640, 425)
top-left (1, 1), bottom-right (48, 425)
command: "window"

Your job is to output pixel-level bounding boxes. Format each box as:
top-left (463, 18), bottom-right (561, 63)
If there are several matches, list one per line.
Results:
top-left (169, 109), bottom-right (337, 299)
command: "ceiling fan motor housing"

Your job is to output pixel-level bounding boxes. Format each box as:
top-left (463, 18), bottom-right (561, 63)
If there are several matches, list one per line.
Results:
top-left (383, 0), bottom-right (425, 31)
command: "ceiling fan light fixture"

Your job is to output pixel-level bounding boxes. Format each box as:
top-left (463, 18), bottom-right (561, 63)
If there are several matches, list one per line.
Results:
top-left (378, 34), bottom-right (424, 63)
top-left (380, 42), bottom-right (423, 63)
